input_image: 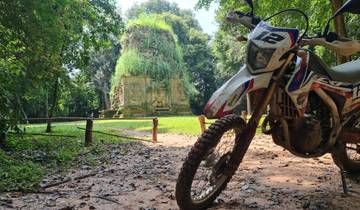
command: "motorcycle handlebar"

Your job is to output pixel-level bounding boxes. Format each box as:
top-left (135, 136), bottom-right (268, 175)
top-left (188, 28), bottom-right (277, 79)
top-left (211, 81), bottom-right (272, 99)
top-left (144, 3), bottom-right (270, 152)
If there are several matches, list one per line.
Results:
top-left (226, 11), bottom-right (260, 29)
top-left (301, 38), bottom-right (360, 56)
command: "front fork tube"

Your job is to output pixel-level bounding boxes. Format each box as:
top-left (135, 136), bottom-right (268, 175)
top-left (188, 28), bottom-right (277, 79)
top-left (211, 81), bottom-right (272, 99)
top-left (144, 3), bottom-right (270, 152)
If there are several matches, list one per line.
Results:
top-left (228, 54), bottom-right (295, 172)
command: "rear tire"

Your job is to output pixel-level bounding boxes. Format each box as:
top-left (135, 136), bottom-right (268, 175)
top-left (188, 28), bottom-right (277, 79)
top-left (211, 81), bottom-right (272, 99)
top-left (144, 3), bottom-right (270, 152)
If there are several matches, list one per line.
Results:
top-left (332, 118), bottom-right (360, 174)
top-left (175, 114), bottom-right (246, 210)
top-left (332, 142), bottom-right (360, 174)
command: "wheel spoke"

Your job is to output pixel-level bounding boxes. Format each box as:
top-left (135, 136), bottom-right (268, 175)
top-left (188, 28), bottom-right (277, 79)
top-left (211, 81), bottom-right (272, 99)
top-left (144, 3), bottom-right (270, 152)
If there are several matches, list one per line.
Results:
top-left (191, 129), bottom-right (237, 202)
top-left (176, 115), bottom-right (246, 210)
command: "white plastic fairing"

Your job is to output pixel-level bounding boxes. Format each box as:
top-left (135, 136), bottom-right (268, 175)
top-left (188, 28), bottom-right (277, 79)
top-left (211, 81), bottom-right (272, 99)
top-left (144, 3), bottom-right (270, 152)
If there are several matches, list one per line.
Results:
top-left (247, 21), bottom-right (299, 74)
top-left (204, 65), bottom-right (273, 119)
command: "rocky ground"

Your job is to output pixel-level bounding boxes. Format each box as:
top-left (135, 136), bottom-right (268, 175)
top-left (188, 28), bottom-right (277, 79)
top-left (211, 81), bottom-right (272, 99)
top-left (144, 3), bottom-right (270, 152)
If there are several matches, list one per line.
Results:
top-left (1, 131), bottom-right (360, 210)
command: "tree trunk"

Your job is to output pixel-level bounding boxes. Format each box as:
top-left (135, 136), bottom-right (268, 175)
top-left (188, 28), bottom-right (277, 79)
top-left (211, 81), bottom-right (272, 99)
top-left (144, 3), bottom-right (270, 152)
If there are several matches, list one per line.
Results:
top-left (16, 96), bottom-right (29, 124)
top-left (46, 78), bottom-right (59, 133)
top-left (330, 0), bottom-right (350, 63)
top-left (102, 88), bottom-right (111, 110)
top-left (45, 92), bottom-right (49, 118)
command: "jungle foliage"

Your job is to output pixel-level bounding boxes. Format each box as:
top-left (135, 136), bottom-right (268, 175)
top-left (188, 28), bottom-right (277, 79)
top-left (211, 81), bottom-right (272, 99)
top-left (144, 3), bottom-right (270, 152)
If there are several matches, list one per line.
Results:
top-left (0, 0), bottom-right (123, 132)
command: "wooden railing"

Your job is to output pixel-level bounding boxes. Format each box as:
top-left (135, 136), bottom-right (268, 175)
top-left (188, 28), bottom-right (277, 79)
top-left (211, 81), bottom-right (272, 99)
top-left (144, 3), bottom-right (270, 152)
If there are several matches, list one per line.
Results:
top-left (0, 117), bottom-right (159, 148)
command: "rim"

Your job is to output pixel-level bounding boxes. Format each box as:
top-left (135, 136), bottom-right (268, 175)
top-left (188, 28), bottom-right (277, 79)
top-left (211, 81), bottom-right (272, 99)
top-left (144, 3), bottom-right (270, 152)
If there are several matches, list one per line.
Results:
top-left (190, 129), bottom-right (237, 203)
top-left (346, 143), bottom-right (360, 162)
top-left (345, 118), bottom-right (360, 162)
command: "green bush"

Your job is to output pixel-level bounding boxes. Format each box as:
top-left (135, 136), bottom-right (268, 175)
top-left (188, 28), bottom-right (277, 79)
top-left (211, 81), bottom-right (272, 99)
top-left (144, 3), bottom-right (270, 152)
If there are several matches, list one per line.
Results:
top-left (0, 135), bottom-right (84, 191)
top-left (0, 149), bottom-right (43, 191)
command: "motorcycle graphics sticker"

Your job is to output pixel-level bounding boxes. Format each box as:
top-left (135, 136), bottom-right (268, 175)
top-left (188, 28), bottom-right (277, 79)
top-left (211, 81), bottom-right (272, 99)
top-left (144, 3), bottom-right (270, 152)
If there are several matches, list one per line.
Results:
top-left (354, 84), bottom-right (360, 100)
top-left (254, 31), bottom-right (285, 44)
top-left (247, 21), bottom-right (300, 74)
top-left (204, 65), bottom-right (272, 119)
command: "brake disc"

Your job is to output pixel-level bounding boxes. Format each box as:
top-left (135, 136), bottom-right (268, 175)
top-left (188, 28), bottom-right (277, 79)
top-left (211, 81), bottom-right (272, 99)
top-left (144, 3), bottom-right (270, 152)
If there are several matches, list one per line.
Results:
top-left (210, 153), bottom-right (231, 185)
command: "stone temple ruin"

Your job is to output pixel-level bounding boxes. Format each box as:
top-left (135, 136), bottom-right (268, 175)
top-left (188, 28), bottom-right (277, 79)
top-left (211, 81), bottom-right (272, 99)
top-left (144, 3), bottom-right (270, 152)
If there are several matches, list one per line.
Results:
top-left (104, 16), bottom-right (192, 118)
top-left (110, 76), bottom-right (190, 117)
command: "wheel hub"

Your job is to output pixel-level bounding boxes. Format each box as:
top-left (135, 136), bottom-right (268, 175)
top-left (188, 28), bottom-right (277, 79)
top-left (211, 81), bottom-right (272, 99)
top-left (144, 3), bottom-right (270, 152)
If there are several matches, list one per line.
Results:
top-left (210, 153), bottom-right (231, 185)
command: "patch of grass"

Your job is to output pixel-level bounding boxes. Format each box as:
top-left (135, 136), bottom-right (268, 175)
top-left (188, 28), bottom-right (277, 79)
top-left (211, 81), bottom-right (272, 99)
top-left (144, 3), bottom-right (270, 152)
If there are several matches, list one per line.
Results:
top-left (20, 116), bottom-right (206, 137)
top-left (93, 116), bottom-right (205, 136)
top-left (92, 116), bottom-right (263, 136)
top-left (20, 121), bottom-right (131, 143)
top-left (0, 134), bottom-right (86, 191)
top-left (0, 149), bottom-right (43, 191)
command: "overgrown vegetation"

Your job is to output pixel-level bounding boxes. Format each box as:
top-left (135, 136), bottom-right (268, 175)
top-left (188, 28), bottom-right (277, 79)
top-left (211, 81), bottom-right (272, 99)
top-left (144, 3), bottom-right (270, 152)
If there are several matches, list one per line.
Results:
top-left (123, 0), bottom-right (217, 114)
top-left (111, 15), bottom-right (186, 95)
top-left (111, 14), bottom-right (199, 105)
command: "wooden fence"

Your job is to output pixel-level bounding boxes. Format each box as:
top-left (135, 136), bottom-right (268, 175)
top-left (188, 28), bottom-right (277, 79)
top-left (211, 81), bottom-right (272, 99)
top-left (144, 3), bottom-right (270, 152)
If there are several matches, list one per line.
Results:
top-left (0, 117), bottom-right (159, 147)
top-left (1, 114), bottom-right (249, 147)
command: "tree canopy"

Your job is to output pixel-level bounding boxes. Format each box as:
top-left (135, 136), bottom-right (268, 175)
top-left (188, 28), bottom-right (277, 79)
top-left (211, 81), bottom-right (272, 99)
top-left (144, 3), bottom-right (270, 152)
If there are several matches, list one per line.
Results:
top-left (0, 0), bottom-right (123, 131)
top-left (126, 0), bottom-right (185, 19)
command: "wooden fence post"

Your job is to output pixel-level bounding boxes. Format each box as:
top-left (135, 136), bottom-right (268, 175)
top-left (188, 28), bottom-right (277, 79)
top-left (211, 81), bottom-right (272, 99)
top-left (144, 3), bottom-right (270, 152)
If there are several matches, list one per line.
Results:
top-left (85, 119), bottom-right (93, 147)
top-left (0, 131), bottom-right (6, 148)
top-left (198, 115), bottom-right (206, 134)
top-left (152, 117), bottom-right (158, 143)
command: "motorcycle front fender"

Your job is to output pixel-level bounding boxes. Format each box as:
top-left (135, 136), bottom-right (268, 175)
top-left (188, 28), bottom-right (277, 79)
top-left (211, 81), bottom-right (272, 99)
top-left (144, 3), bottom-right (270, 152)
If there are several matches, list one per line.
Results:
top-left (204, 65), bottom-right (273, 119)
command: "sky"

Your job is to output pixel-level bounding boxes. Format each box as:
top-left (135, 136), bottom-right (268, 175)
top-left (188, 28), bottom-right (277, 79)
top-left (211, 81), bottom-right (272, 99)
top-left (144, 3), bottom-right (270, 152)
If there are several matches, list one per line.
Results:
top-left (116, 0), bottom-right (219, 35)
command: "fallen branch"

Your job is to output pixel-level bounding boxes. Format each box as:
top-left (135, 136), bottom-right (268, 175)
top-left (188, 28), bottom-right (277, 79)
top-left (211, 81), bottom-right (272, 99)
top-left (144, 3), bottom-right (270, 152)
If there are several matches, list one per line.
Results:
top-left (94, 195), bottom-right (121, 205)
top-left (41, 178), bottom-right (72, 189)
top-left (41, 171), bottom-right (98, 189)
top-left (19, 189), bottom-right (68, 195)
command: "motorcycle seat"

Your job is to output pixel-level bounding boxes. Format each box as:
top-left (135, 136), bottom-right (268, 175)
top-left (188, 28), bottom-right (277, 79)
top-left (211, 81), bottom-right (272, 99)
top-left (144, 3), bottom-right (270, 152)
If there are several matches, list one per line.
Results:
top-left (329, 59), bottom-right (360, 84)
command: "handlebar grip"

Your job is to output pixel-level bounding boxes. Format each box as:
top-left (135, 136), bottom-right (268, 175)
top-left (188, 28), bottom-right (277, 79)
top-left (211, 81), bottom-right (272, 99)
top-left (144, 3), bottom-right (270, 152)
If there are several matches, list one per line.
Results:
top-left (251, 16), bottom-right (261, 25)
top-left (226, 11), bottom-right (260, 29)
top-left (325, 32), bottom-right (339, 42)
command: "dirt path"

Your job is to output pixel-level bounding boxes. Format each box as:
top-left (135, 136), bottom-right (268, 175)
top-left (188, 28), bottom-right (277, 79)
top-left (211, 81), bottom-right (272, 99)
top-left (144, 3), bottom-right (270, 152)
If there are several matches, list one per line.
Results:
top-left (1, 131), bottom-right (360, 210)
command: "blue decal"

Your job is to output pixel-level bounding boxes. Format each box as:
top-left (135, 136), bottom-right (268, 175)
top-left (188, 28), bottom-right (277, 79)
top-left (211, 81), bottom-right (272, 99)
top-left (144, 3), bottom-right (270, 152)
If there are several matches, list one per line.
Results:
top-left (288, 65), bottom-right (307, 92)
top-left (258, 22), bottom-right (299, 42)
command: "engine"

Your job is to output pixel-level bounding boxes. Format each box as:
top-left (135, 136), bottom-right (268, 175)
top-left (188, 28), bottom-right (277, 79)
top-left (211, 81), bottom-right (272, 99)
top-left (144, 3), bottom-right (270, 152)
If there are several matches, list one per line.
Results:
top-left (270, 90), bottom-right (332, 155)
top-left (288, 115), bottom-right (323, 153)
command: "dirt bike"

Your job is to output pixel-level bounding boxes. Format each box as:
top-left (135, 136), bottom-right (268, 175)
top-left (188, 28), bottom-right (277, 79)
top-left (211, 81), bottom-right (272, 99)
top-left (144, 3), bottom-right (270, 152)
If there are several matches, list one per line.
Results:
top-left (176, 0), bottom-right (360, 209)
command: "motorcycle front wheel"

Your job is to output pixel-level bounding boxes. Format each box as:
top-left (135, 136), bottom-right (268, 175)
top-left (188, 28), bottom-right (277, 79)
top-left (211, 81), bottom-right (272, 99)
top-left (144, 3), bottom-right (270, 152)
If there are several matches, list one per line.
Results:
top-left (175, 114), bottom-right (246, 210)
